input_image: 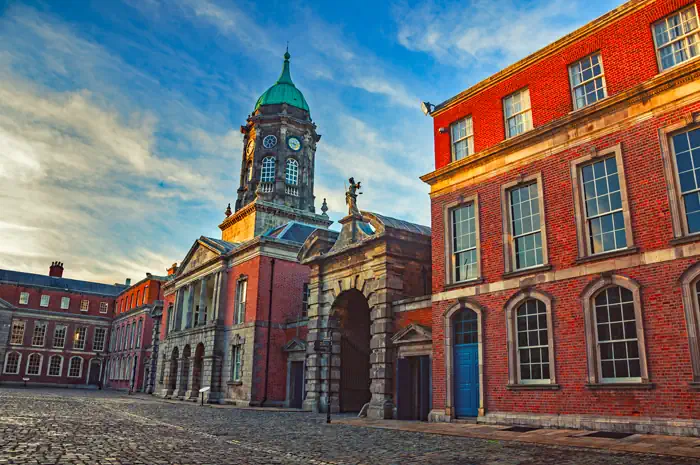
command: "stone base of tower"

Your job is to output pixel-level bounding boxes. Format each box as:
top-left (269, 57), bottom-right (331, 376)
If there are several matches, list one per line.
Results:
top-left (219, 199), bottom-right (331, 243)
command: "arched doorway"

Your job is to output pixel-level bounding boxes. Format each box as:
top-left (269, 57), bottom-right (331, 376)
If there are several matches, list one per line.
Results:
top-left (169, 347), bottom-right (179, 392)
top-left (332, 289), bottom-right (371, 412)
top-left (180, 345), bottom-right (191, 396)
top-left (453, 308), bottom-right (479, 417)
top-left (191, 343), bottom-right (205, 394)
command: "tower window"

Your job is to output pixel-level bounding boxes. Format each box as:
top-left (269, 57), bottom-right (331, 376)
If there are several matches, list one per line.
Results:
top-left (261, 157), bottom-right (276, 183)
top-left (285, 159), bottom-right (299, 185)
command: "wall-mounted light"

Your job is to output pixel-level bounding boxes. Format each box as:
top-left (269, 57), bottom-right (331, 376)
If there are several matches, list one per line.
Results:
top-left (438, 127), bottom-right (448, 134)
top-left (420, 101), bottom-right (434, 116)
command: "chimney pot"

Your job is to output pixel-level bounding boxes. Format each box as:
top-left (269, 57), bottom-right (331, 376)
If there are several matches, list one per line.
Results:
top-left (125, 278), bottom-right (132, 287)
top-left (49, 261), bottom-right (64, 278)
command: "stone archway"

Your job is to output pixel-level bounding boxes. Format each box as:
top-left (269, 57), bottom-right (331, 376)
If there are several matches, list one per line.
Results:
top-left (332, 289), bottom-right (371, 412)
top-left (168, 347), bottom-right (179, 394)
top-left (179, 345), bottom-right (191, 397)
top-left (191, 343), bottom-right (205, 397)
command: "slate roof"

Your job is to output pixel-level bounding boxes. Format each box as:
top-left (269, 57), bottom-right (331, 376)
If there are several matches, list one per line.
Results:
top-left (201, 237), bottom-right (239, 253)
top-left (0, 269), bottom-right (127, 296)
top-left (368, 212), bottom-right (431, 236)
top-left (262, 222), bottom-right (320, 244)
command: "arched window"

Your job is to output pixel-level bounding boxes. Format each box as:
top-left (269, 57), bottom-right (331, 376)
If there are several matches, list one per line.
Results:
top-left (68, 356), bottom-right (83, 378)
top-left (680, 262), bottom-right (700, 385)
top-left (261, 157), bottom-right (276, 183)
top-left (115, 327), bottom-right (120, 351)
top-left (123, 324), bottom-right (129, 351)
top-left (130, 323), bottom-right (136, 349)
top-left (581, 275), bottom-right (648, 385)
top-left (505, 289), bottom-right (556, 386)
top-left (136, 291), bottom-right (141, 306)
top-left (26, 353), bottom-right (42, 375)
top-left (285, 158), bottom-right (298, 185)
top-left (3, 352), bottom-right (21, 374)
top-left (48, 355), bottom-right (63, 377)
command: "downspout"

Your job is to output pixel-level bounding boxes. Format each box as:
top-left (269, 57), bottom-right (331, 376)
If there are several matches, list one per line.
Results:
top-left (261, 257), bottom-right (276, 406)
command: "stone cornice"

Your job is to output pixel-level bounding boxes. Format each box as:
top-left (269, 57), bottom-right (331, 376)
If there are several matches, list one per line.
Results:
top-left (218, 199), bottom-right (331, 232)
top-left (422, 61), bottom-right (700, 192)
top-left (431, 0), bottom-right (653, 116)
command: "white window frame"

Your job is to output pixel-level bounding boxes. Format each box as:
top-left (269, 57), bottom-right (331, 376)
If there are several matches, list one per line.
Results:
top-left (569, 52), bottom-right (607, 110)
top-left (68, 356), bottom-right (83, 378)
top-left (74, 327), bottom-right (87, 350)
top-left (100, 302), bottom-right (108, 314)
top-left (652, 5), bottom-right (700, 72)
top-left (231, 345), bottom-right (242, 381)
top-left (31, 322), bottom-right (47, 347)
top-left (80, 300), bottom-right (89, 312)
top-left (3, 352), bottom-right (21, 374)
top-left (25, 353), bottom-right (42, 376)
top-left (47, 355), bottom-right (63, 377)
top-left (53, 325), bottom-right (67, 349)
top-left (40, 295), bottom-right (50, 307)
top-left (450, 116), bottom-right (474, 162)
top-left (285, 158), bottom-right (299, 186)
top-left (503, 88), bottom-right (533, 138)
top-left (234, 278), bottom-right (247, 325)
top-left (10, 320), bottom-right (25, 345)
top-left (261, 156), bottom-right (276, 183)
top-left (445, 196), bottom-right (481, 284)
top-left (94, 327), bottom-right (107, 352)
top-left (19, 292), bottom-right (29, 305)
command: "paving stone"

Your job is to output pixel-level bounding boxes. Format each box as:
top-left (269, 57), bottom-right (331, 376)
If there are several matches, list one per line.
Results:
top-left (0, 388), bottom-right (697, 465)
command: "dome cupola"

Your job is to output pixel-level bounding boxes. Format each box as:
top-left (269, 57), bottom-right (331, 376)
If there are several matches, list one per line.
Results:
top-left (254, 50), bottom-right (310, 113)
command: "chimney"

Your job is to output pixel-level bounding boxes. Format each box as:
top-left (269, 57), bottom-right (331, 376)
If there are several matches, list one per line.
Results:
top-left (167, 263), bottom-right (178, 276)
top-left (125, 278), bottom-right (132, 287)
top-left (49, 261), bottom-right (64, 278)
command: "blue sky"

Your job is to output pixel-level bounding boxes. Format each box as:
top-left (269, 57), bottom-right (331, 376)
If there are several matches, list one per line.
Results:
top-left (0, 0), bottom-right (621, 283)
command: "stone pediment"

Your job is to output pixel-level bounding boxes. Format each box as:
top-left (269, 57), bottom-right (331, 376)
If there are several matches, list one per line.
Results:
top-left (391, 323), bottom-right (432, 345)
top-left (178, 237), bottom-right (230, 276)
top-left (283, 337), bottom-right (307, 352)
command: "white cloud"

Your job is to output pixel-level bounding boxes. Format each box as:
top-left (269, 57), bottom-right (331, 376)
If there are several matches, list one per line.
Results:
top-left (394, 0), bottom-right (585, 68)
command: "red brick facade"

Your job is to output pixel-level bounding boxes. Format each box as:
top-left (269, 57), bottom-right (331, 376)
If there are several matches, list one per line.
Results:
top-left (424, 0), bottom-right (700, 433)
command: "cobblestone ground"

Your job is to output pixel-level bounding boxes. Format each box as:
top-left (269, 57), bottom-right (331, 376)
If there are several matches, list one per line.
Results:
top-left (0, 388), bottom-right (692, 465)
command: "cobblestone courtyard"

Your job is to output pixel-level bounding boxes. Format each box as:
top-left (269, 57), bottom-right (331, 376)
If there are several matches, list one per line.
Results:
top-left (0, 388), bottom-right (694, 465)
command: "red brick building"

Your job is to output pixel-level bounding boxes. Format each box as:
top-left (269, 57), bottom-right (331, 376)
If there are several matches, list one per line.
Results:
top-left (106, 274), bottom-right (167, 392)
top-left (0, 262), bottom-right (125, 388)
top-left (421, 0), bottom-right (700, 435)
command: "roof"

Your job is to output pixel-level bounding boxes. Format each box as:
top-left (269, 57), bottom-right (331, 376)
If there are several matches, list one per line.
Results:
top-left (366, 212), bottom-right (431, 236)
top-left (254, 51), bottom-right (310, 113)
top-left (0, 268), bottom-right (127, 297)
top-left (201, 236), bottom-right (239, 253)
top-left (262, 221), bottom-right (320, 244)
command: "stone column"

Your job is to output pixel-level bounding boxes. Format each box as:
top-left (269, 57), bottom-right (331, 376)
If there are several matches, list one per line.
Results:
top-left (185, 284), bottom-right (195, 329)
top-left (184, 359), bottom-right (197, 399)
top-left (174, 289), bottom-right (184, 331)
top-left (198, 277), bottom-right (208, 326)
top-left (211, 272), bottom-right (220, 324)
top-left (214, 271), bottom-right (224, 323)
top-left (202, 354), bottom-right (223, 403)
top-left (367, 291), bottom-right (394, 420)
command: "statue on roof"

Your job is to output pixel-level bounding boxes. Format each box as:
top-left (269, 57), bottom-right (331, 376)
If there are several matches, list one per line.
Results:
top-left (345, 177), bottom-right (362, 217)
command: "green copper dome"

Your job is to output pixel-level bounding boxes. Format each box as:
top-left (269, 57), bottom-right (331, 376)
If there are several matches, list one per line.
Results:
top-left (254, 51), bottom-right (310, 113)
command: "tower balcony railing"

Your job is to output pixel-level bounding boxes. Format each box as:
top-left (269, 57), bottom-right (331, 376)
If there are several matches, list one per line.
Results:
top-left (285, 185), bottom-right (299, 197)
top-left (259, 182), bottom-right (274, 193)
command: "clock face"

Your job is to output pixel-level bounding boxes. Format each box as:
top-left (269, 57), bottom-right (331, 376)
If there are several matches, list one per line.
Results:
top-left (263, 135), bottom-right (277, 149)
top-left (287, 136), bottom-right (301, 152)
top-left (246, 140), bottom-right (255, 156)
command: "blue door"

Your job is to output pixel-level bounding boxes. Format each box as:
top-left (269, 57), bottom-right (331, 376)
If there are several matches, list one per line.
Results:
top-left (453, 309), bottom-right (479, 417)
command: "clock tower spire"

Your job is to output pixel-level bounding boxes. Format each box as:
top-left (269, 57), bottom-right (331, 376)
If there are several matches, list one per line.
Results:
top-left (220, 50), bottom-right (331, 243)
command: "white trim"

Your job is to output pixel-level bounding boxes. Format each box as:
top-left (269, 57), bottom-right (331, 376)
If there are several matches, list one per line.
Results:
top-left (652, 5), bottom-right (700, 72)
top-left (3, 351), bottom-right (22, 374)
top-left (40, 295), bottom-right (50, 307)
top-left (19, 292), bottom-right (29, 305)
top-left (60, 297), bottom-right (70, 310)
top-left (68, 356), bottom-right (84, 378)
top-left (9, 319), bottom-right (25, 345)
top-left (47, 354), bottom-right (64, 377)
top-left (25, 353), bottom-right (43, 376)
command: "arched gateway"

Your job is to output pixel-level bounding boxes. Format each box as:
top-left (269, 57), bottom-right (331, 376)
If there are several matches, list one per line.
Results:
top-left (298, 207), bottom-right (431, 419)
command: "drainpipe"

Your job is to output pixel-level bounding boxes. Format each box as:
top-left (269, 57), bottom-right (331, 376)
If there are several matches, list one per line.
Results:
top-left (261, 258), bottom-right (276, 406)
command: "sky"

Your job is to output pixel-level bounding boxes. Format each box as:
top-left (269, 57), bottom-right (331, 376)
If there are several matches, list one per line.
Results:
top-left (0, 0), bottom-right (622, 284)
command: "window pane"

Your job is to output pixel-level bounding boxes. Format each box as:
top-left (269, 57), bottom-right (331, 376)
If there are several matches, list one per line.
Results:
top-left (452, 204), bottom-right (477, 281)
top-left (515, 300), bottom-right (550, 382)
top-left (454, 309), bottom-right (478, 345)
top-left (595, 286), bottom-right (641, 381)
top-left (583, 157), bottom-right (626, 254)
top-left (510, 183), bottom-right (543, 269)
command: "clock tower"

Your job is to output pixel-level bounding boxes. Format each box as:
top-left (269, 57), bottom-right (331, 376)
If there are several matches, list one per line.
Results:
top-left (220, 51), bottom-right (332, 243)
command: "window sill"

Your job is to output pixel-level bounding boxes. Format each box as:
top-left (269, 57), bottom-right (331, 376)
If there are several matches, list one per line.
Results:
top-left (585, 382), bottom-right (654, 390)
top-left (575, 246), bottom-right (639, 265)
top-left (227, 381), bottom-right (243, 386)
top-left (502, 264), bottom-right (552, 280)
top-left (443, 278), bottom-right (484, 291)
top-left (669, 234), bottom-right (700, 246)
top-left (506, 383), bottom-right (560, 391)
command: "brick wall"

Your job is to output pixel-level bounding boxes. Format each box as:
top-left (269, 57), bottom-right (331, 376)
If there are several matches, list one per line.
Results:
top-left (0, 284), bottom-right (117, 318)
top-left (432, 0), bottom-right (699, 170)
